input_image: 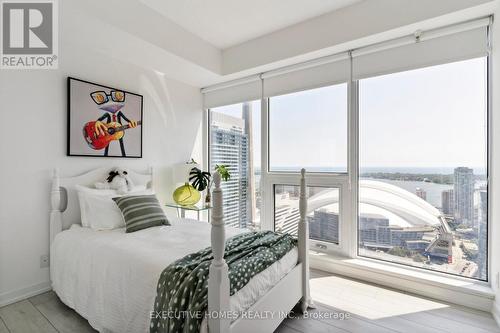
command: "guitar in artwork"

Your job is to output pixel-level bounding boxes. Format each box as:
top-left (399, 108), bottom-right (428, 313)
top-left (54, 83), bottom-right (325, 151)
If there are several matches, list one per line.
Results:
top-left (83, 121), bottom-right (142, 150)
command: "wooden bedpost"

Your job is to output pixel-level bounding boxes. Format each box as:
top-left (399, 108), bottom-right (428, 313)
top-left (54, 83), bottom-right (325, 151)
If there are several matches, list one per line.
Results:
top-left (208, 172), bottom-right (230, 333)
top-left (298, 168), bottom-right (314, 312)
top-left (50, 168), bottom-right (62, 245)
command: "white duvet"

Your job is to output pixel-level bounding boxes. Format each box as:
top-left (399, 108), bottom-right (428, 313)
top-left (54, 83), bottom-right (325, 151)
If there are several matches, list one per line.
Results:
top-left (51, 218), bottom-right (298, 333)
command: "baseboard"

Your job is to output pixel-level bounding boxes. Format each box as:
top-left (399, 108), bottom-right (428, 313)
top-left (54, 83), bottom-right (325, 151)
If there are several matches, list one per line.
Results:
top-left (311, 254), bottom-right (494, 312)
top-left (0, 281), bottom-right (52, 308)
top-left (493, 301), bottom-right (500, 327)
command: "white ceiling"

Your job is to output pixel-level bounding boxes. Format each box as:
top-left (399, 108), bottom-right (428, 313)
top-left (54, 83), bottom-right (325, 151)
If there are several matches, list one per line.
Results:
top-left (140, 0), bottom-right (362, 49)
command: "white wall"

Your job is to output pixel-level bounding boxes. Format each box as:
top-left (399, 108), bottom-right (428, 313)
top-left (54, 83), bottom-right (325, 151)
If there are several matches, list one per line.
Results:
top-left (222, 0), bottom-right (495, 76)
top-left (63, 0), bottom-right (223, 87)
top-left (0, 5), bottom-right (203, 305)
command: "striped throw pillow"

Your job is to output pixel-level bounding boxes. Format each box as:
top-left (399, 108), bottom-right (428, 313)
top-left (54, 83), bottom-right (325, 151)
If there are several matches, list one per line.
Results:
top-left (113, 194), bottom-right (170, 233)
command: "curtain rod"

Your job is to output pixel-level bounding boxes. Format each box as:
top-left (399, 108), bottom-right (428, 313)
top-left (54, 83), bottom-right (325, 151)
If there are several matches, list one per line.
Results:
top-left (201, 16), bottom-right (491, 94)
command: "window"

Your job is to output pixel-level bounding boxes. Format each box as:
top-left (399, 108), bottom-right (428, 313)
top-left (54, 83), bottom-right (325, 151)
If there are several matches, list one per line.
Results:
top-left (274, 185), bottom-right (340, 244)
top-left (358, 58), bottom-right (488, 280)
top-left (268, 84), bottom-right (348, 173)
top-left (268, 84), bottom-right (349, 250)
top-left (205, 19), bottom-right (490, 283)
top-left (209, 101), bottom-right (261, 229)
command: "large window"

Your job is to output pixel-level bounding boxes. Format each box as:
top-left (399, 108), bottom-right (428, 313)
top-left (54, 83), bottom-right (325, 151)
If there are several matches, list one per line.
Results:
top-left (205, 20), bottom-right (490, 283)
top-left (209, 101), bottom-right (261, 229)
top-left (269, 84), bottom-right (348, 173)
top-left (358, 58), bottom-right (488, 280)
top-left (268, 84), bottom-right (349, 248)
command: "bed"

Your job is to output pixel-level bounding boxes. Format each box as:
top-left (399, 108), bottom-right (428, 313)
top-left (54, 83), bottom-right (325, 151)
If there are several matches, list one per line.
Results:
top-left (49, 167), bottom-right (312, 333)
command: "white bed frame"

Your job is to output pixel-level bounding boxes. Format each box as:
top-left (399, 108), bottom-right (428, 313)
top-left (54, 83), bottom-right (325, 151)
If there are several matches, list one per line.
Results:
top-left (50, 167), bottom-right (312, 333)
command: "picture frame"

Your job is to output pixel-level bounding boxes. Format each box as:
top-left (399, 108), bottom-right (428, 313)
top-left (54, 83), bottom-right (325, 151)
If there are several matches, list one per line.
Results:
top-left (67, 77), bottom-right (143, 158)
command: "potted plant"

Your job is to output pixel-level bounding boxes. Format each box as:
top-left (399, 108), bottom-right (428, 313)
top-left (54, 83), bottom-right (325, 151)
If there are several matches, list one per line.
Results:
top-left (189, 167), bottom-right (211, 192)
top-left (189, 164), bottom-right (231, 206)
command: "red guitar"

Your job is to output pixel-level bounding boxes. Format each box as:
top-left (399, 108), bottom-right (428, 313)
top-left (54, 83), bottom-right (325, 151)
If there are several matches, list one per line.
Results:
top-left (83, 121), bottom-right (142, 150)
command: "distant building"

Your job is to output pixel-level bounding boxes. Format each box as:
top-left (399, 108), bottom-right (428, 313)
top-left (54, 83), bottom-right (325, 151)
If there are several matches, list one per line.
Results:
top-left (424, 231), bottom-right (453, 262)
top-left (454, 167), bottom-right (474, 225)
top-left (358, 213), bottom-right (434, 248)
top-left (210, 112), bottom-right (249, 228)
top-left (275, 204), bottom-right (300, 235)
top-left (276, 202), bottom-right (340, 244)
top-left (390, 226), bottom-right (434, 247)
top-left (477, 190), bottom-right (487, 279)
top-left (441, 189), bottom-right (454, 215)
top-left (415, 187), bottom-right (427, 201)
top-left (309, 208), bottom-right (339, 243)
top-left (359, 214), bottom-right (390, 244)
top-left (406, 240), bottom-right (430, 251)
top-left (462, 241), bottom-right (479, 255)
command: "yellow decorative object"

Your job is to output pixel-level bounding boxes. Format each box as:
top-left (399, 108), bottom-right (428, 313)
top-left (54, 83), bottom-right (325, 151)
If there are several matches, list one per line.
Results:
top-left (173, 183), bottom-right (201, 206)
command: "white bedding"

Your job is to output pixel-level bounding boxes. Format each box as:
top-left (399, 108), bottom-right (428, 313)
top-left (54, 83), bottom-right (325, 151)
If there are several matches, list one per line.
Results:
top-left (51, 218), bottom-right (298, 333)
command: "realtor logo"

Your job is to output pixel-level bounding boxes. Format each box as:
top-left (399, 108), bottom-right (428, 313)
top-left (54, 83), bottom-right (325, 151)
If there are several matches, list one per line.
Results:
top-left (1, 0), bottom-right (58, 69)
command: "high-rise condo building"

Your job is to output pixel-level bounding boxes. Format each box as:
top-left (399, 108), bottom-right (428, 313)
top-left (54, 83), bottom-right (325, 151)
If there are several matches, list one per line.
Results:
top-left (416, 187), bottom-right (427, 201)
top-left (210, 112), bottom-right (249, 228)
top-left (478, 190), bottom-right (487, 280)
top-left (441, 189), bottom-right (454, 216)
top-left (309, 208), bottom-right (339, 244)
top-left (453, 167), bottom-right (474, 225)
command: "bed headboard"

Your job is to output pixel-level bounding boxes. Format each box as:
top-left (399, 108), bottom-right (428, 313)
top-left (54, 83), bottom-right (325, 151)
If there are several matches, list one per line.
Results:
top-left (50, 166), bottom-right (153, 244)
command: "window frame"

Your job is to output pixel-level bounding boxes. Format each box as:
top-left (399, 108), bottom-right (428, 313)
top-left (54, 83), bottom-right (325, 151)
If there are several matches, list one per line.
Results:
top-left (355, 57), bottom-right (490, 282)
top-left (204, 53), bottom-right (491, 284)
top-left (263, 89), bottom-right (353, 257)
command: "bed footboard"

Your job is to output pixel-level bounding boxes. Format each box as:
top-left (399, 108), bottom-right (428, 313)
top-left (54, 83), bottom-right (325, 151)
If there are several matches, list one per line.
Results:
top-left (208, 169), bottom-right (311, 333)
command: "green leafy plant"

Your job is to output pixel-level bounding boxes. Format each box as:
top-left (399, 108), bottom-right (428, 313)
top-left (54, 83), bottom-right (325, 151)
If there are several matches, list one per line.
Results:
top-left (188, 165), bottom-right (231, 206)
top-left (189, 167), bottom-right (211, 191)
top-left (215, 164), bottom-right (231, 181)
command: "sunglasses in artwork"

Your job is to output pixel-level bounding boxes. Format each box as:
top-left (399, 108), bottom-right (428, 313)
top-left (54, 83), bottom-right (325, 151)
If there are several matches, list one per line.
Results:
top-left (90, 90), bottom-right (126, 105)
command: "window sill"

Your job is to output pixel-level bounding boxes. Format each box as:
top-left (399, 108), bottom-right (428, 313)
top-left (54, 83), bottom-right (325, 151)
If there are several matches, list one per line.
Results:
top-left (309, 251), bottom-right (494, 311)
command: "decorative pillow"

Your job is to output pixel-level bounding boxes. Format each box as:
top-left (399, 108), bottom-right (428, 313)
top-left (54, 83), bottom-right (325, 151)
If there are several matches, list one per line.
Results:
top-left (76, 185), bottom-right (153, 230)
top-left (75, 185), bottom-right (117, 228)
top-left (82, 192), bottom-right (125, 230)
top-left (112, 194), bottom-right (170, 233)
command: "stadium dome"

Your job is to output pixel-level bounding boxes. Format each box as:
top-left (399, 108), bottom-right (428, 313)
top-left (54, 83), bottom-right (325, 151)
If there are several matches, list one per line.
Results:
top-left (304, 180), bottom-right (442, 228)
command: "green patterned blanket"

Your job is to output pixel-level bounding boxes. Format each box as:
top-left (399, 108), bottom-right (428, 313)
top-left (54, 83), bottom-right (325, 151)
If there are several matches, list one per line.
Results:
top-left (150, 230), bottom-right (297, 333)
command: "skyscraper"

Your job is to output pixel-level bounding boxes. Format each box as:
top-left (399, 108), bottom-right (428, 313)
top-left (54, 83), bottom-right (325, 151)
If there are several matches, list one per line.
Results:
top-left (210, 111), bottom-right (249, 228)
top-left (415, 187), bottom-right (427, 201)
top-left (477, 190), bottom-right (487, 279)
top-left (441, 189), bottom-right (454, 215)
top-left (454, 167), bottom-right (474, 226)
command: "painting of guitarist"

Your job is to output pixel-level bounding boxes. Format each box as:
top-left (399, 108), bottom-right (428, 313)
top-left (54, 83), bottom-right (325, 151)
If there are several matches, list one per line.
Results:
top-left (68, 77), bottom-right (143, 158)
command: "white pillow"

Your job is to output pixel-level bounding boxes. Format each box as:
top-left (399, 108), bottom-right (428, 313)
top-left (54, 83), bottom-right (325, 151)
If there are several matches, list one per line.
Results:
top-left (76, 185), bottom-right (116, 228)
top-left (85, 192), bottom-right (124, 230)
top-left (76, 185), bottom-right (152, 230)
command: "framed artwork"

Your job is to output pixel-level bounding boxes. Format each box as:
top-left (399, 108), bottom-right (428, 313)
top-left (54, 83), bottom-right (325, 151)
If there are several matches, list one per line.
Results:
top-left (67, 77), bottom-right (143, 158)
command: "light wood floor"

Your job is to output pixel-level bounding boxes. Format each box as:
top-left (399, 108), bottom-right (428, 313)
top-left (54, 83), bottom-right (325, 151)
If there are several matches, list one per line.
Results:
top-left (1, 270), bottom-right (498, 333)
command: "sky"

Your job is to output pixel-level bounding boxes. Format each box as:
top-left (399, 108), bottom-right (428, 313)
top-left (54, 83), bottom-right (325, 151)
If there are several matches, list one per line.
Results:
top-left (211, 57), bottom-right (487, 174)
